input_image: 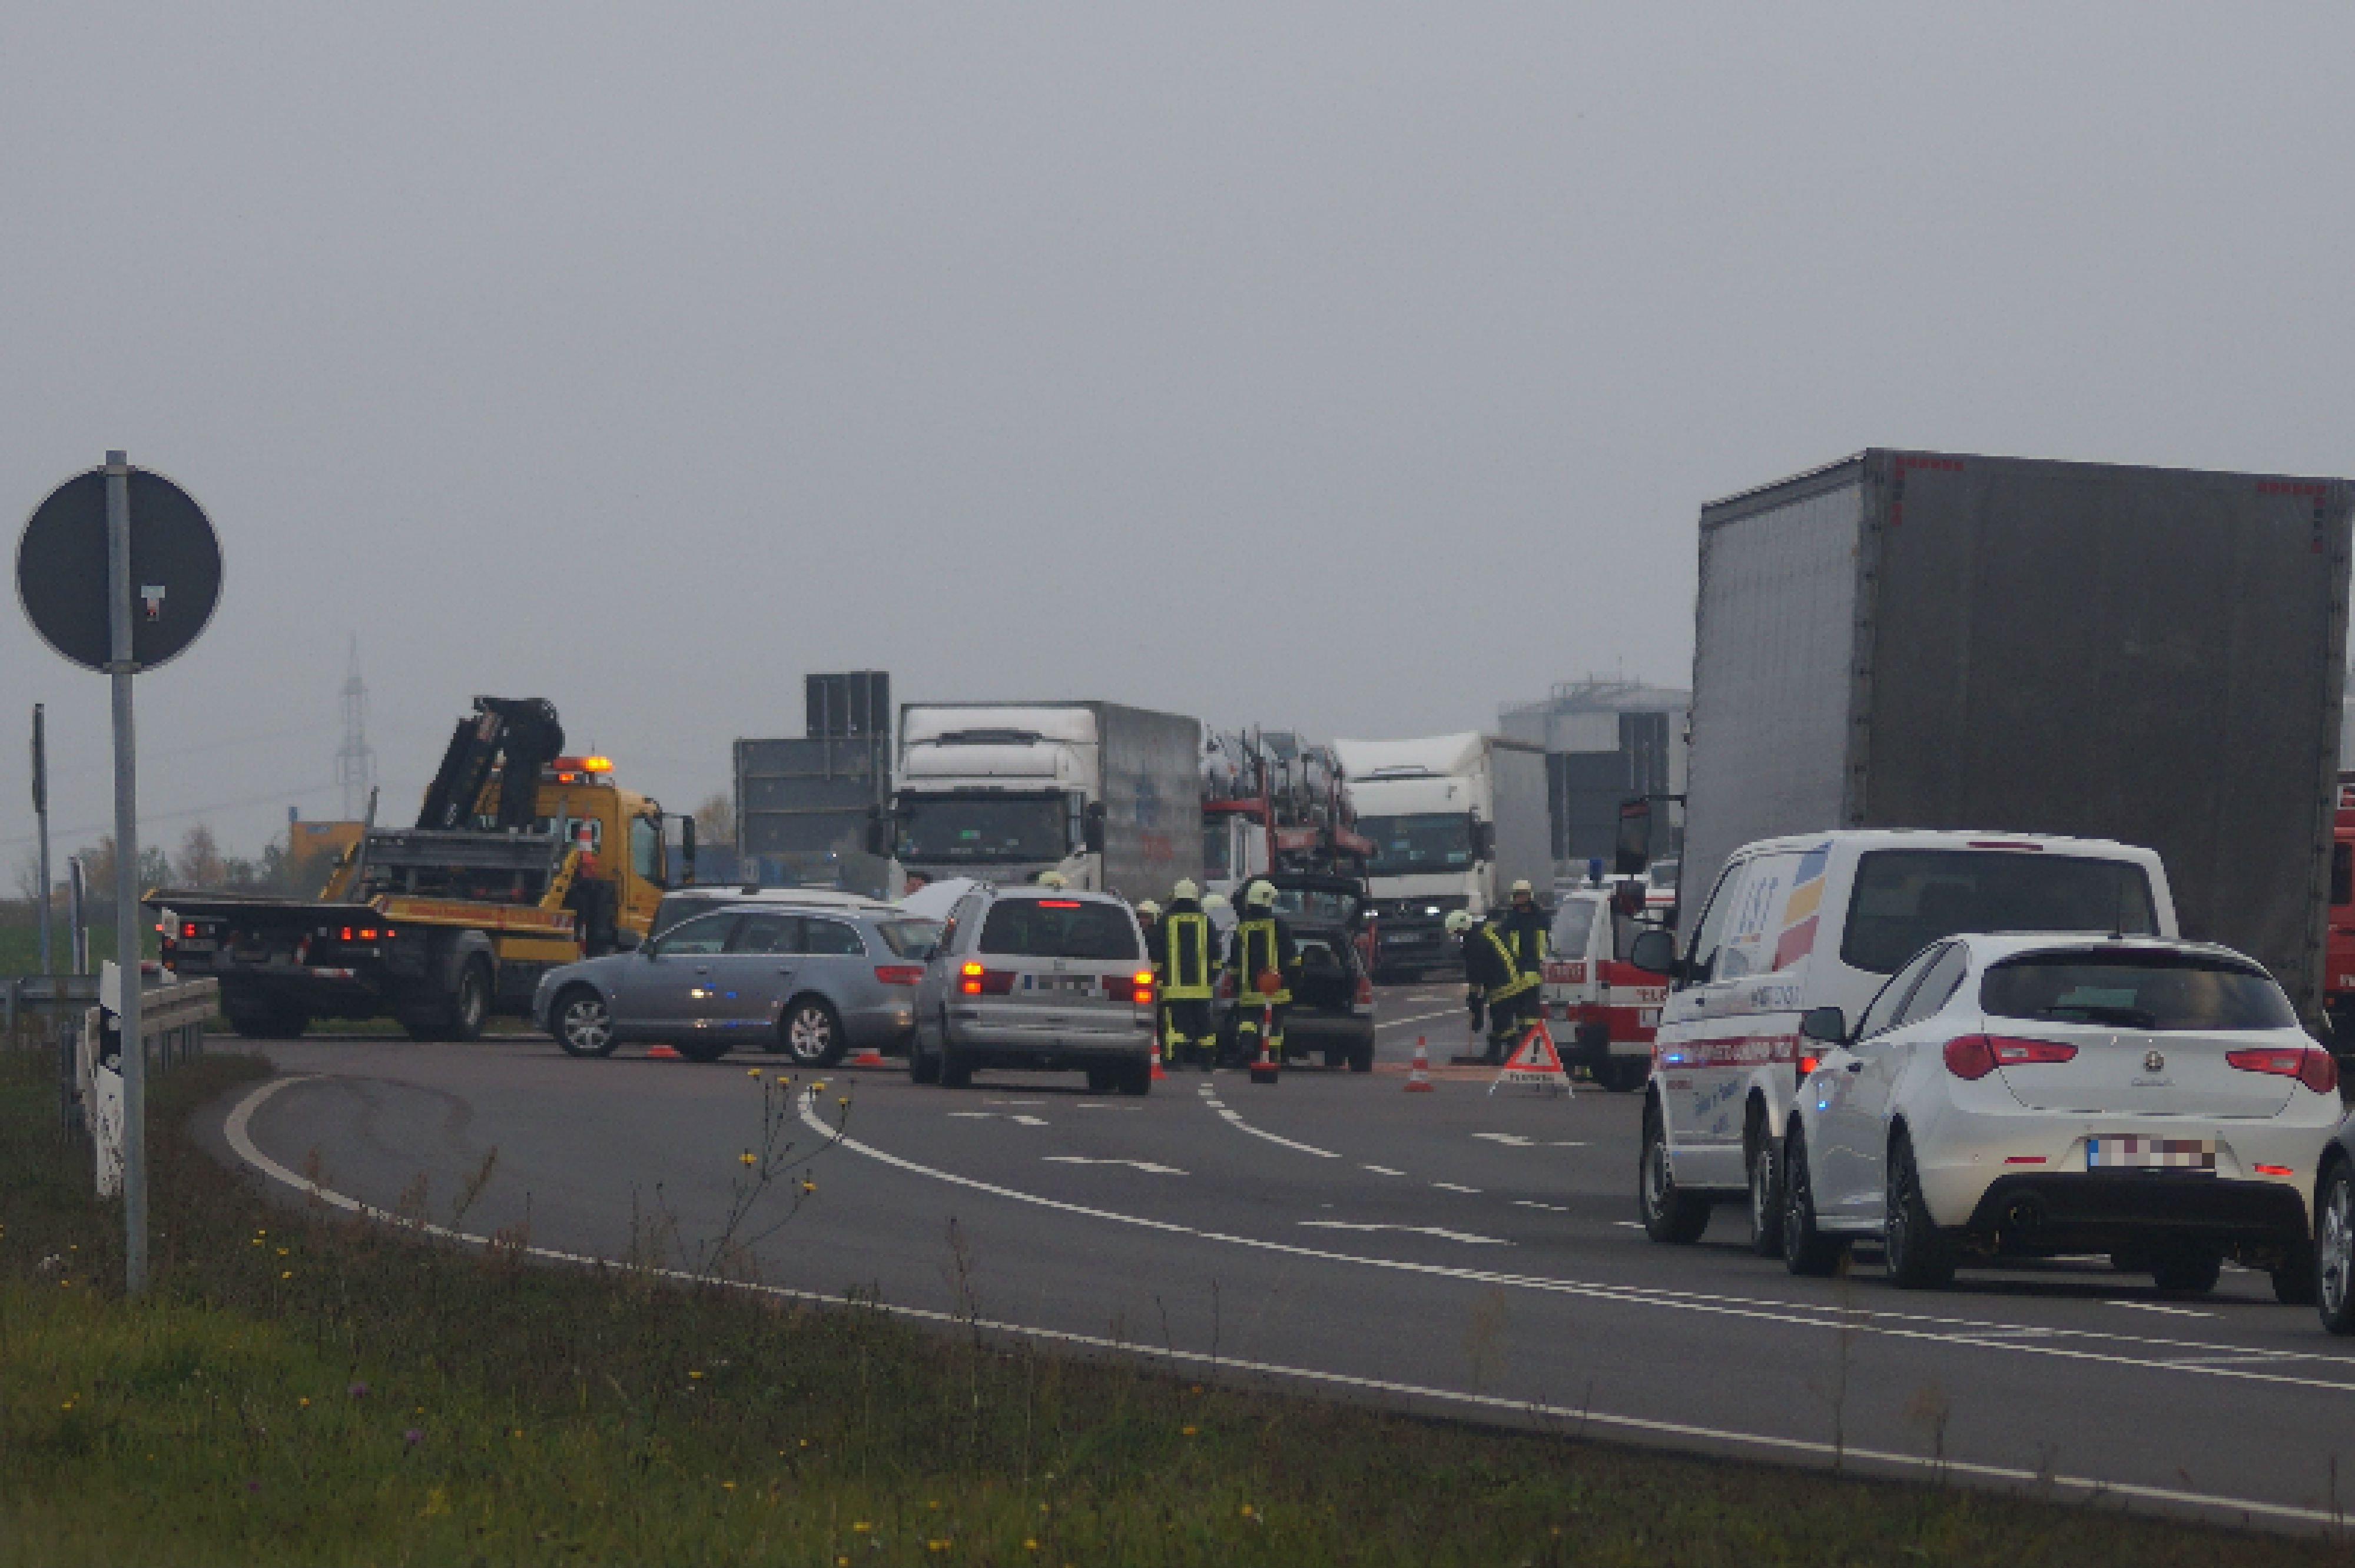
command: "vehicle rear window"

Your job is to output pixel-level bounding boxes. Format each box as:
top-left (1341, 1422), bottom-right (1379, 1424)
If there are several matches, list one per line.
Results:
top-left (977, 899), bottom-right (1140, 960)
top-left (1840, 851), bottom-right (2157, 975)
top-left (1981, 950), bottom-right (2296, 1032)
top-left (876, 919), bottom-right (940, 959)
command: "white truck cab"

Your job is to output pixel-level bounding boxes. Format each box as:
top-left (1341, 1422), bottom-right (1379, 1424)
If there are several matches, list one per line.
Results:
top-left (1628, 830), bottom-right (2176, 1247)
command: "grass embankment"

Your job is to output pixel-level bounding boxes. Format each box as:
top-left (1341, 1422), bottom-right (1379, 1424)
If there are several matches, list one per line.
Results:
top-left (0, 1052), bottom-right (2340, 1567)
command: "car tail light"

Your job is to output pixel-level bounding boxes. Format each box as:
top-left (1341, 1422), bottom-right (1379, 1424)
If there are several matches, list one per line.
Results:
top-left (340, 926), bottom-right (354, 942)
top-left (1797, 1053), bottom-right (1820, 1078)
top-left (958, 962), bottom-right (1013, 996)
top-left (1132, 969), bottom-right (1155, 1006)
top-left (2227, 1045), bottom-right (2338, 1095)
top-left (1945, 1035), bottom-right (2077, 1080)
top-left (358, 928), bottom-right (379, 941)
top-left (874, 964), bottom-right (924, 986)
top-left (2254, 1163), bottom-right (2294, 1177)
top-left (181, 921), bottom-right (197, 938)
top-left (1037, 899), bottom-right (1080, 909)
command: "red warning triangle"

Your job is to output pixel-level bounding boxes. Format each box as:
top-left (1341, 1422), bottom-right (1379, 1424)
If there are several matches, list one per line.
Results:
top-left (1499, 1020), bottom-right (1565, 1075)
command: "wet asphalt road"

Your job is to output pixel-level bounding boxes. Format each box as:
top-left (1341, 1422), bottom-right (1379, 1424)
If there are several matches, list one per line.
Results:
top-left (200, 983), bottom-right (2355, 1531)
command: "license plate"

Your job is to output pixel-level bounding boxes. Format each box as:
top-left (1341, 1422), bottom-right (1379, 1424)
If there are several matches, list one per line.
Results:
top-left (175, 939), bottom-right (217, 953)
top-left (2087, 1136), bottom-right (2215, 1172)
top-left (1023, 975), bottom-right (1093, 995)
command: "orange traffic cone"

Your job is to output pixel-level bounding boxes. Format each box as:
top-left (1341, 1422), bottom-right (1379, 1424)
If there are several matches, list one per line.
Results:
top-left (851, 1047), bottom-right (887, 1068)
top-left (647, 1044), bottom-right (682, 1060)
top-left (1151, 1053), bottom-right (1169, 1081)
top-left (1248, 1002), bottom-right (1281, 1085)
top-left (1404, 1035), bottom-right (1434, 1092)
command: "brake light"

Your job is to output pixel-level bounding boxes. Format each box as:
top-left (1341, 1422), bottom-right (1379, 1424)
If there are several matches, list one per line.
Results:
top-left (957, 962), bottom-right (1014, 996)
top-left (2227, 1046), bottom-right (2338, 1095)
top-left (2254, 1163), bottom-right (2294, 1177)
top-left (1037, 899), bottom-right (1081, 909)
top-left (181, 921), bottom-right (197, 938)
top-left (359, 928), bottom-right (378, 941)
top-left (874, 964), bottom-right (924, 986)
top-left (1132, 969), bottom-right (1156, 1006)
top-left (960, 961), bottom-right (983, 996)
top-left (1797, 1054), bottom-right (1820, 1078)
top-left (1944, 1035), bottom-right (2078, 1080)
top-left (340, 926), bottom-right (354, 942)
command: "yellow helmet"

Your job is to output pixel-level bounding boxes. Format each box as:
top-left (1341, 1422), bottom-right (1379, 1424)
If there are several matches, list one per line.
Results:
top-left (1444, 910), bottom-right (1474, 934)
top-left (1511, 879), bottom-right (1534, 897)
top-left (1036, 870), bottom-right (1069, 889)
top-left (1202, 892), bottom-right (1230, 911)
top-left (1172, 878), bottom-right (1200, 902)
top-left (1245, 880), bottom-right (1277, 909)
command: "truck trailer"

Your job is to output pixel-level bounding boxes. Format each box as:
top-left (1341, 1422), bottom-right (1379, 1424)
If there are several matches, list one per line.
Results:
top-left (1332, 732), bottom-right (1550, 982)
top-left (1675, 449), bottom-right (2351, 1019)
top-left (885, 701), bottom-right (1203, 901)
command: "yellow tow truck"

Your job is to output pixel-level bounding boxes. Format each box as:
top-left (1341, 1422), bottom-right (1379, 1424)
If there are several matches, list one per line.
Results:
top-left (149, 697), bottom-right (694, 1040)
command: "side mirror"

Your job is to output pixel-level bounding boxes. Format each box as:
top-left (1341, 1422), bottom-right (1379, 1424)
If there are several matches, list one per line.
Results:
top-left (1627, 927), bottom-right (1678, 976)
top-left (614, 928), bottom-right (642, 952)
top-left (1083, 802), bottom-right (1107, 856)
top-left (1799, 1005), bottom-right (1849, 1046)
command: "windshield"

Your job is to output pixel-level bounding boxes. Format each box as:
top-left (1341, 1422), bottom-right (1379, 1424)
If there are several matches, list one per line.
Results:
top-left (1202, 819), bottom-right (1236, 880)
top-left (896, 795), bottom-right (1067, 864)
top-left (1982, 950), bottom-right (2295, 1032)
top-left (1268, 886), bottom-right (1362, 926)
top-left (1359, 813), bottom-right (1473, 877)
top-left (1841, 851), bottom-right (2158, 975)
top-left (875, 918), bottom-right (941, 959)
top-left (977, 899), bottom-right (1140, 960)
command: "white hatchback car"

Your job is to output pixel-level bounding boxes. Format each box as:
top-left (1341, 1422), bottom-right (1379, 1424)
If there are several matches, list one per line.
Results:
top-left (1778, 933), bottom-right (2343, 1298)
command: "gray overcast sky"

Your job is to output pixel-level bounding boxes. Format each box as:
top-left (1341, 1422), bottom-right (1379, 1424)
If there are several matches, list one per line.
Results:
top-left (5, 5), bottom-right (2352, 861)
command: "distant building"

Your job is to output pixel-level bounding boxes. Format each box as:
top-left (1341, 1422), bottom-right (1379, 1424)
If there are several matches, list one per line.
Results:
top-left (1499, 678), bottom-right (1689, 878)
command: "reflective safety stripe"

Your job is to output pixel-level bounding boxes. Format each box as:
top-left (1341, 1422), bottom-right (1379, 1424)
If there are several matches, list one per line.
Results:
top-left (1234, 918), bottom-right (1292, 1005)
top-left (1163, 912), bottom-right (1213, 998)
top-left (1484, 926), bottom-right (1537, 1000)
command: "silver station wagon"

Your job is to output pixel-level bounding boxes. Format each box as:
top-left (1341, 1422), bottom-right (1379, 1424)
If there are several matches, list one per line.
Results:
top-left (908, 886), bottom-right (1156, 1095)
top-left (536, 903), bottom-right (939, 1066)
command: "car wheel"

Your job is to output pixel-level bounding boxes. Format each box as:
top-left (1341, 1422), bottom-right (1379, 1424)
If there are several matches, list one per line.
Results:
top-left (1746, 1130), bottom-right (1783, 1258)
top-left (1601, 1059), bottom-right (1647, 1093)
top-left (554, 987), bottom-right (618, 1058)
top-left (1883, 1129), bottom-right (1955, 1289)
top-left (1781, 1125), bottom-right (1846, 1277)
top-left (2318, 1161), bottom-right (2355, 1335)
top-left (1348, 1036), bottom-right (1375, 1074)
top-left (2273, 1244), bottom-right (2318, 1306)
top-left (674, 1036), bottom-right (731, 1064)
top-left (1117, 1059), bottom-right (1152, 1097)
top-left (2149, 1246), bottom-right (2222, 1295)
top-left (908, 1017), bottom-right (943, 1085)
top-left (1638, 1102), bottom-right (1710, 1244)
top-left (940, 1042), bottom-right (974, 1089)
top-left (780, 997), bottom-right (846, 1068)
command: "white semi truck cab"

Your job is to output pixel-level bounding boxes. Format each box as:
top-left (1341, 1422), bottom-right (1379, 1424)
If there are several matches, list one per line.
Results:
top-left (887, 702), bottom-right (1203, 900)
top-left (1334, 732), bottom-right (1550, 982)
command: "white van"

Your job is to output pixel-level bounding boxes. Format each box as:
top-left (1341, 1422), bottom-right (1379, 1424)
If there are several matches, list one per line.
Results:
top-left (1625, 830), bottom-right (2177, 1249)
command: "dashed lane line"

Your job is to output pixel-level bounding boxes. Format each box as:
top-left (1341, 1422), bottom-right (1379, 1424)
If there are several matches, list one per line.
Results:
top-left (1043, 1156), bottom-right (1185, 1175)
top-left (948, 1112), bottom-right (1050, 1126)
top-left (1431, 1181), bottom-right (1482, 1194)
top-left (1512, 1200), bottom-right (1570, 1213)
top-left (784, 1089), bottom-right (2355, 1397)
top-left (1362, 1164), bottom-right (1405, 1176)
top-left (2106, 1300), bottom-right (2219, 1320)
top-left (217, 1077), bottom-right (2355, 1530)
top-left (1300, 1221), bottom-right (1509, 1246)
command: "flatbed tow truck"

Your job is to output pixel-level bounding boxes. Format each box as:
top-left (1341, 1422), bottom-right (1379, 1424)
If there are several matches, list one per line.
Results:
top-left (148, 697), bottom-right (694, 1040)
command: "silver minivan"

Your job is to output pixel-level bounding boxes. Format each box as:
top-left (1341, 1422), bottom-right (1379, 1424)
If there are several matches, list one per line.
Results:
top-left (909, 886), bottom-right (1156, 1094)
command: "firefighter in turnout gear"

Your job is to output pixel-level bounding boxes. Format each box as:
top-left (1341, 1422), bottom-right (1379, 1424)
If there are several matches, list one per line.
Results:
top-left (1153, 881), bottom-right (1219, 1070)
top-left (1501, 879), bottom-right (1548, 975)
top-left (1459, 906), bottom-right (1537, 1064)
top-left (1225, 879), bottom-right (1299, 1068)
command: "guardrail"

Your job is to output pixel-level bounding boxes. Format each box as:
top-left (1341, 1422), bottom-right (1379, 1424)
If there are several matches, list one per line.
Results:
top-left (26, 974), bottom-right (219, 1140)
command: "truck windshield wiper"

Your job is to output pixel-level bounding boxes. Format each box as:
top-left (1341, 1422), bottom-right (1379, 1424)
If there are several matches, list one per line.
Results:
top-left (2037, 1004), bottom-right (2157, 1029)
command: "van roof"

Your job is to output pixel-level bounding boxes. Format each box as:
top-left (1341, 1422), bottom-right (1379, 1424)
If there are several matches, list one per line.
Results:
top-left (1726, 828), bottom-right (2155, 861)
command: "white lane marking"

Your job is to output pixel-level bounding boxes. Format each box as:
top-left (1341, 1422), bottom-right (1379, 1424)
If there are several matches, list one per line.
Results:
top-left (1210, 1106), bottom-right (1339, 1159)
top-left (2106, 1300), bottom-right (2218, 1319)
top-left (1044, 1156), bottom-right (1185, 1175)
top-left (1011, 1115), bottom-right (1049, 1127)
top-left (1376, 1007), bottom-right (1467, 1031)
top-left (1431, 1181), bottom-right (1482, 1194)
top-left (1301, 1221), bottom-right (1510, 1246)
top-left (947, 1112), bottom-right (1050, 1126)
top-left (219, 1078), bottom-right (2355, 1529)
top-left (785, 1093), bottom-right (2355, 1393)
top-left (1613, 1221), bottom-right (1644, 1229)
top-left (983, 1099), bottom-right (1046, 1106)
top-left (1473, 1133), bottom-right (1585, 1149)
top-left (1512, 1200), bottom-right (1570, 1213)
top-left (1361, 1164), bottom-right (1405, 1176)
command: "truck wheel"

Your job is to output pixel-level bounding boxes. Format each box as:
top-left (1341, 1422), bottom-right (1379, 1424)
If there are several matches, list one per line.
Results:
top-left (1781, 1125), bottom-right (1846, 1277)
top-left (554, 987), bottom-right (618, 1058)
top-left (1883, 1130), bottom-right (1955, 1289)
top-left (2150, 1246), bottom-right (2222, 1295)
top-left (779, 998), bottom-right (845, 1068)
top-left (446, 958), bottom-right (490, 1044)
top-left (1746, 1129), bottom-right (1783, 1258)
top-left (1638, 1102), bottom-right (1710, 1244)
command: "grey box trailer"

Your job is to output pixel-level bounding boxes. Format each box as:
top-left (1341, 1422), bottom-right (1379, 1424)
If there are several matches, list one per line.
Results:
top-left (1681, 449), bottom-right (2351, 1016)
top-left (1488, 738), bottom-right (1555, 899)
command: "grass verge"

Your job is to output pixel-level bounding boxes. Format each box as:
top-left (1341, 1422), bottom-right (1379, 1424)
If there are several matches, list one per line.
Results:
top-left (0, 1047), bottom-right (2342, 1566)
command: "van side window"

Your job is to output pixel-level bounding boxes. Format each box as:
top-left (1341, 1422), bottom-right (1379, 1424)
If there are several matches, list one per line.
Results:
top-left (1856, 943), bottom-right (1946, 1040)
top-left (1682, 862), bottom-right (1750, 986)
top-left (1712, 852), bottom-right (1802, 982)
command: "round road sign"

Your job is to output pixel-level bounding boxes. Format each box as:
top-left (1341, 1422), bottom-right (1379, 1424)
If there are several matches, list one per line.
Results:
top-left (15, 464), bottom-right (223, 672)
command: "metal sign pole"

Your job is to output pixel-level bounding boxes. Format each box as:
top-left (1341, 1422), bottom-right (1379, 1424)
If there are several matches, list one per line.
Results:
top-left (104, 450), bottom-right (147, 1296)
top-left (33, 704), bottom-right (52, 974)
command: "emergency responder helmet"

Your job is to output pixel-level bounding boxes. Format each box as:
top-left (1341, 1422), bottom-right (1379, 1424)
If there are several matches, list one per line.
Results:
top-left (1036, 870), bottom-right (1068, 888)
top-left (1244, 880), bottom-right (1277, 909)
top-left (1202, 892), bottom-right (1230, 911)
top-left (1511, 879), bottom-right (1533, 897)
top-left (1444, 910), bottom-right (1474, 934)
top-left (1135, 900), bottom-right (1161, 918)
top-left (1172, 878), bottom-right (1200, 902)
